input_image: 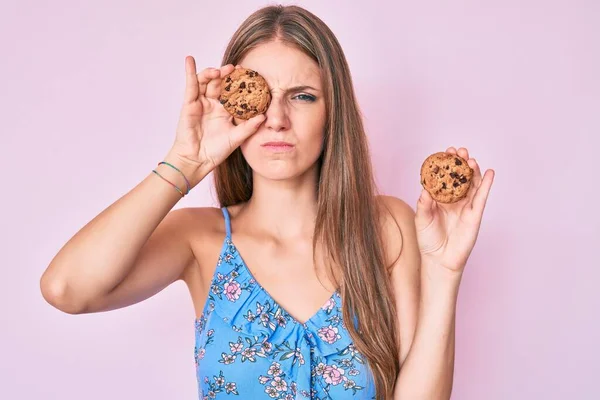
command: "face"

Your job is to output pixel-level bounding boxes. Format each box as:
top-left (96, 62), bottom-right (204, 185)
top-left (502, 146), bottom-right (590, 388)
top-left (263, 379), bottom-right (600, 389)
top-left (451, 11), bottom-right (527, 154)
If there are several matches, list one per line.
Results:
top-left (236, 41), bottom-right (326, 181)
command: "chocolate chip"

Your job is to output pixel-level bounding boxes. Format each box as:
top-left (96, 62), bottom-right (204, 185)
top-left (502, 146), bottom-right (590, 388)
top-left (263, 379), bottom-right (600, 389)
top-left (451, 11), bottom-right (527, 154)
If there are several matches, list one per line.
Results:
top-left (219, 98), bottom-right (227, 104)
top-left (453, 181), bottom-right (459, 187)
top-left (239, 82), bottom-right (246, 89)
top-left (445, 166), bottom-right (449, 170)
top-left (225, 84), bottom-right (231, 91)
top-left (241, 103), bottom-right (247, 109)
top-left (433, 166), bottom-right (440, 173)
top-left (442, 182), bottom-right (447, 189)
top-left (450, 172), bottom-right (458, 178)
top-left (236, 110), bottom-right (243, 115)
top-left (455, 158), bottom-right (462, 166)
top-left (460, 177), bottom-right (467, 183)
top-left (226, 77), bottom-right (231, 83)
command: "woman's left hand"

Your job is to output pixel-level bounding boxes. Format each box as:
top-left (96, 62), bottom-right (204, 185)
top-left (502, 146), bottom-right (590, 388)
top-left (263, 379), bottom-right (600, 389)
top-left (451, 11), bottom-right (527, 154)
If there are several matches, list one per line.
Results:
top-left (415, 146), bottom-right (495, 273)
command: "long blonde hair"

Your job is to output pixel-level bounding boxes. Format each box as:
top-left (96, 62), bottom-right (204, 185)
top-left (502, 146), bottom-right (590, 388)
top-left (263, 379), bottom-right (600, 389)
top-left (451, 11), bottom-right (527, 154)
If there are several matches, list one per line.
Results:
top-left (213, 5), bottom-right (400, 398)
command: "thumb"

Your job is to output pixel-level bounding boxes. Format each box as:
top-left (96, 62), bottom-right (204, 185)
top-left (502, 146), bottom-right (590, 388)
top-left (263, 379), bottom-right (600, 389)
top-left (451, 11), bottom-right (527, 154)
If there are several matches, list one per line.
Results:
top-left (415, 188), bottom-right (435, 223)
top-left (230, 114), bottom-right (265, 145)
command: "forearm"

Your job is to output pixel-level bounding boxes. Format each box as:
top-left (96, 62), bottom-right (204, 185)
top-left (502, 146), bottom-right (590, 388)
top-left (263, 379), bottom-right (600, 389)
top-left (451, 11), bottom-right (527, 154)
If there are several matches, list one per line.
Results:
top-left (40, 151), bottom-right (207, 312)
top-left (394, 261), bottom-right (462, 400)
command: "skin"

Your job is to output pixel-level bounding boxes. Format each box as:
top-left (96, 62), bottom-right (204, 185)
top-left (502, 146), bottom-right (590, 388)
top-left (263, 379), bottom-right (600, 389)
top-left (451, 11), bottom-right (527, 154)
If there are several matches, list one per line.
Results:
top-left (206, 41), bottom-right (337, 322)
top-left (41, 39), bottom-right (494, 399)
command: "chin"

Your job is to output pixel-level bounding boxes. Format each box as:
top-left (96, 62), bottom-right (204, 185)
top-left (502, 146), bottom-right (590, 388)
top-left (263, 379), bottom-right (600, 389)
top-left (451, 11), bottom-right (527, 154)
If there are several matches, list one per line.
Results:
top-left (249, 160), bottom-right (319, 182)
top-left (252, 164), bottom-right (303, 181)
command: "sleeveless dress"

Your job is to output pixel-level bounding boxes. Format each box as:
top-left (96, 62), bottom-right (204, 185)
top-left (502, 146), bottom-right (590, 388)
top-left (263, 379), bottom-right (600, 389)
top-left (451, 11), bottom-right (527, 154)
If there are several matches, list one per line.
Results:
top-left (194, 207), bottom-right (376, 399)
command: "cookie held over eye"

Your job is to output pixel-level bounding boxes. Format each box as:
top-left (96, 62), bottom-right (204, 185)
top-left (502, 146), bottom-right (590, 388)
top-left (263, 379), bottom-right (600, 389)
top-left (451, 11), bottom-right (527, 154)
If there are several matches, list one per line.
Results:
top-left (218, 67), bottom-right (271, 120)
top-left (420, 152), bottom-right (474, 204)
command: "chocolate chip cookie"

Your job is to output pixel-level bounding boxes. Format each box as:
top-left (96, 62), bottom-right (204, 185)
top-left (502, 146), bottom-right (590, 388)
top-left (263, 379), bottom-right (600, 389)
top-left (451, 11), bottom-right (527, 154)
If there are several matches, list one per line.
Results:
top-left (420, 152), bottom-right (474, 204)
top-left (219, 68), bottom-right (271, 120)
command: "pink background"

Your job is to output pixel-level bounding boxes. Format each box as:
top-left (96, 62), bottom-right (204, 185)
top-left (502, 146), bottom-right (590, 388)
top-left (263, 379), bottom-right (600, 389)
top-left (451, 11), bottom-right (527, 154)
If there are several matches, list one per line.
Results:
top-left (1, 0), bottom-right (598, 398)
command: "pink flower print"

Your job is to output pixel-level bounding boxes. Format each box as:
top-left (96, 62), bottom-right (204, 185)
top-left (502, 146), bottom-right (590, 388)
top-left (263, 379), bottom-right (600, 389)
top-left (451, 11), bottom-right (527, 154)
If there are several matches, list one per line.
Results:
top-left (268, 362), bottom-right (283, 377)
top-left (322, 364), bottom-right (345, 386)
top-left (225, 382), bottom-right (237, 394)
top-left (271, 376), bottom-right (287, 392)
top-left (294, 348), bottom-right (305, 365)
top-left (229, 341), bottom-right (243, 353)
top-left (220, 353), bottom-right (236, 364)
top-left (317, 325), bottom-right (341, 344)
top-left (262, 341), bottom-right (273, 353)
top-left (314, 362), bottom-right (326, 376)
top-left (322, 298), bottom-right (335, 312)
top-left (214, 375), bottom-right (225, 386)
top-left (258, 375), bottom-right (270, 384)
top-left (344, 379), bottom-right (356, 389)
top-left (241, 347), bottom-right (256, 362)
top-left (265, 387), bottom-right (278, 397)
top-left (224, 280), bottom-right (241, 302)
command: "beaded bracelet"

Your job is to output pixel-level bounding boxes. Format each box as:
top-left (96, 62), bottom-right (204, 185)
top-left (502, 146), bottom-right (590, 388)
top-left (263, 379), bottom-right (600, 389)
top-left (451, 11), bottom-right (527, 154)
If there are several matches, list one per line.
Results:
top-left (158, 161), bottom-right (191, 195)
top-left (152, 170), bottom-right (185, 197)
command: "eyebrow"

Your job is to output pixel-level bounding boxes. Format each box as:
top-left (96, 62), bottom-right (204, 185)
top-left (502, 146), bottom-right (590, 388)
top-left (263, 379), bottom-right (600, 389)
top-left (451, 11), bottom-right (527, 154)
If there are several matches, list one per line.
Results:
top-left (280, 85), bottom-right (321, 94)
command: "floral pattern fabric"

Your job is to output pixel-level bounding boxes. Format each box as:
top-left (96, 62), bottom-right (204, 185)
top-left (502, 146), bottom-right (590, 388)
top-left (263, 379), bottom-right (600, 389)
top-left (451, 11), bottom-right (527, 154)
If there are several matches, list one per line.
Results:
top-left (194, 207), bottom-right (376, 399)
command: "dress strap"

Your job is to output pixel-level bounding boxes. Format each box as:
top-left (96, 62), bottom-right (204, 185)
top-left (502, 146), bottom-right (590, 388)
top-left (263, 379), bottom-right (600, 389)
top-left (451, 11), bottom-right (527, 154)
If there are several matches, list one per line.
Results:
top-left (221, 206), bottom-right (232, 239)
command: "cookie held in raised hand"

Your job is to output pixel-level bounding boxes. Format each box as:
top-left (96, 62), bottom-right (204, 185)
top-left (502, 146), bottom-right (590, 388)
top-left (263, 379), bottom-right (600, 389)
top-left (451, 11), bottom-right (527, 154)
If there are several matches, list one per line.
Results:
top-left (219, 68), bottom-right (271, 120)
top-left (420, 152), bottom-right (474, 204)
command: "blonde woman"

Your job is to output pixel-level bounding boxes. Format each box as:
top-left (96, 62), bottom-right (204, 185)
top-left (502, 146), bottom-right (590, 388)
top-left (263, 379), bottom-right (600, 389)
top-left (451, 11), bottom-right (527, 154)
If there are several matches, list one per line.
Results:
top-left (41, 5), bottom-right (494, 399)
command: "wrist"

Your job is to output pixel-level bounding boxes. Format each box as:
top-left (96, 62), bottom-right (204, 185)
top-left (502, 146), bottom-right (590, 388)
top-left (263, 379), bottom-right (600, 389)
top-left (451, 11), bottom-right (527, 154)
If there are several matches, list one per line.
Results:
top-left (421, 259), bottom-right (463, 290)
top-left (161, 151), bottom-right (210, 189)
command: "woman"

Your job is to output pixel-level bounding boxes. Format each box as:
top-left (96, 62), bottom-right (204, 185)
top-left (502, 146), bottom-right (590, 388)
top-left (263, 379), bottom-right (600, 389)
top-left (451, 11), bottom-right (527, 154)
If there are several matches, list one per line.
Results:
top-left (40, 5), bottom-right (494, 399)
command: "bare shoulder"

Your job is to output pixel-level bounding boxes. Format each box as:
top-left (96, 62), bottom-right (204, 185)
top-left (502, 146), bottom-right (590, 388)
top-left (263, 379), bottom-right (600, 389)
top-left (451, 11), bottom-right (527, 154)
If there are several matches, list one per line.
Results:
top-left (375, 194), bottom-right (417, 269)
top-left (176, 206), bottom-right (229, 301)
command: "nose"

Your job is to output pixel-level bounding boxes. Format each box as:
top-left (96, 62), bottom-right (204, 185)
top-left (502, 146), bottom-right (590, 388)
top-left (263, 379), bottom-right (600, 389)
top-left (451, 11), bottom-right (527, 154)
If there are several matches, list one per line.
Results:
top-left (264, 97), bottom-right (290, 132)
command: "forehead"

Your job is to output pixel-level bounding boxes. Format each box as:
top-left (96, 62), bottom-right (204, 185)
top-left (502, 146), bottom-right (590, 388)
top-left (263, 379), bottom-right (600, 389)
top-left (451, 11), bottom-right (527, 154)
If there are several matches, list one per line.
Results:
top-left (239, 41), bottom-right (322, 91)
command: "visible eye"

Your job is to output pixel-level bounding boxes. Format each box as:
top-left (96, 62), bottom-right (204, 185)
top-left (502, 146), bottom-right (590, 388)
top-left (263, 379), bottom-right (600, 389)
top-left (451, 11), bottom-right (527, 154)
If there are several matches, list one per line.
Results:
top-left (293, 93), bottom-right (316, 102)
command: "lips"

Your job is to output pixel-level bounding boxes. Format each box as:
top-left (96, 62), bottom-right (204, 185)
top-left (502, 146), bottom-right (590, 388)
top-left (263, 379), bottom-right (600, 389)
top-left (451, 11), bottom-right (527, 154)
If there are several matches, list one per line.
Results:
top-left (261, 141), bottom-right (294, 147)
top-left (261, 141), bottom-right (296, 153)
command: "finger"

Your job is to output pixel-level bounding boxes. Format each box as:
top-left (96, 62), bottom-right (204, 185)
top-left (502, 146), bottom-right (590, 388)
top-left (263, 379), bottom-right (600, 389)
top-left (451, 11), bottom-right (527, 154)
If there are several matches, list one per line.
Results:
top-left (466, 158), bottom-right (482, 203)
top-left (446, 146), bottom-right (457, 154)
top-left (229, 114), bottom-right (266, 145)
top-left (468, 158), bottom-right (482, 187)
top-left (184, 56), bottom-right (199, 103)
top-left (221, 64), bottom-right (236, 76)
top-left (471, 169), bottom-right (495, 213)
top-left (415, 188), bottom-right (435, 224)
top-left (457, 147), bottom-right (469, 160)
top-left (206, 66), bottom-right (232, 99)
top-left (196, 67), bottom-right (220, 97)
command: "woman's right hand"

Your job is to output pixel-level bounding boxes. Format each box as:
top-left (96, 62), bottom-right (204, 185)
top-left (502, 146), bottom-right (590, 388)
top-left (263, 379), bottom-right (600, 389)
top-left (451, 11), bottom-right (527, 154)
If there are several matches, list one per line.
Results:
top-left (168, 56), bottom-right (265, 182)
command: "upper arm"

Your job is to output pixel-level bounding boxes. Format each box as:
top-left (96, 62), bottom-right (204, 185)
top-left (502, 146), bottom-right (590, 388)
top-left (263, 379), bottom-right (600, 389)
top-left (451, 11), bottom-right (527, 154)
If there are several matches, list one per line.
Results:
top-left (379, 195), bottom-right (421, 367)
top-left (82, 207), bottom-right (199, 314)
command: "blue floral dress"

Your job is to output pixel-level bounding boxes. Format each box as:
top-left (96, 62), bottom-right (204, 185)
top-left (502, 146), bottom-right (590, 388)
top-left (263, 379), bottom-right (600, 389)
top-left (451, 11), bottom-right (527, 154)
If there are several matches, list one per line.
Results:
top-left (194, 207), bottom-right (376, 399)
